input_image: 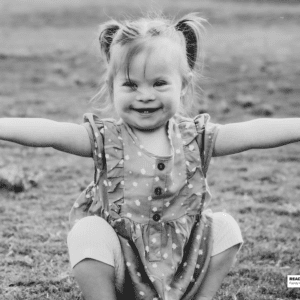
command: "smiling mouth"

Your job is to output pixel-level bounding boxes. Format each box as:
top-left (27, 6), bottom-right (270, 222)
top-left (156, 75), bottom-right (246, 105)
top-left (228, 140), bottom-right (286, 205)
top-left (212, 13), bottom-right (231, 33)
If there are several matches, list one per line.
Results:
top-left (132, 107), bottom-right (161, 114)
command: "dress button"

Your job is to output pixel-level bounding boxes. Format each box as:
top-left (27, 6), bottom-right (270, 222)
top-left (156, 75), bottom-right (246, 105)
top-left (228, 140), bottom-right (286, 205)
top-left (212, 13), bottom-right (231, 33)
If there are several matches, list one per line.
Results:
top-left (154, 187), bottom-right (162, 196)
top-left (157, 163), bottom-right (165, 171)
top-left (153, 214), bottom-right (161, 222)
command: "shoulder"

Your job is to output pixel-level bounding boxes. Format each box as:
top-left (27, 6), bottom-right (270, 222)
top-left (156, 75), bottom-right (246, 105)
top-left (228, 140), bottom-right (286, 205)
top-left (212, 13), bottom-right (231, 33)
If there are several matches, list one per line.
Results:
top-left (83, 113), bottom-right (122, 134)
top-left (173, 113), bottom-right (211, 131)
top-left (194, 113), bottom-right (211, 128)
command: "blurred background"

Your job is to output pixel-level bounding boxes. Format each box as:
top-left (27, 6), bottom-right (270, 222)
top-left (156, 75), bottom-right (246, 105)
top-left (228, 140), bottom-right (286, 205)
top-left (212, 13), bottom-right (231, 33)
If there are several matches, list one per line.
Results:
top-left (1, 0), bottom-right (300, 121)
top-left (1, 1), bottom-right (300, 299)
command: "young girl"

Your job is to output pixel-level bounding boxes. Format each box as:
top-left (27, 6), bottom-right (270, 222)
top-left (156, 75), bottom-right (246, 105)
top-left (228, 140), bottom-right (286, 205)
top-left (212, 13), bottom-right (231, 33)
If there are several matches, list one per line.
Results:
top-left (1, 13), bottom-right (299, 300)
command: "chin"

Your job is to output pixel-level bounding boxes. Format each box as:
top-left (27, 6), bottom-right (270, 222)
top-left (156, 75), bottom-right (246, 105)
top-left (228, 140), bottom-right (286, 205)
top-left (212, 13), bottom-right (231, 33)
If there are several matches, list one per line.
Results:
top-left (134, 122), bottom-right (167, 132)
top-left (134, 125), bottom-right (157, 132)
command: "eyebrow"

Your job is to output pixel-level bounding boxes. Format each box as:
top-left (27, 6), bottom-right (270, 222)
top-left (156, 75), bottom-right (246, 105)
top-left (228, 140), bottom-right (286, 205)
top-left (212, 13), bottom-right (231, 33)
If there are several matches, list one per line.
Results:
top-left (121, 74), bottom-right (170, 83)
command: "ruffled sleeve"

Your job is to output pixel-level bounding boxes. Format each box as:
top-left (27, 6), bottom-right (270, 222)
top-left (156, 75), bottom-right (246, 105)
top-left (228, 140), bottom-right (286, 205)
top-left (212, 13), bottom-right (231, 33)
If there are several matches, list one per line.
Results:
top-left (82, 113), bottom-right (105, 171)
top-left (194, 114), bottom-right (220, 176)
top-left (80, 114), bottom-right (124, 220)
top-left (69, 114), bottom-right (109, 228)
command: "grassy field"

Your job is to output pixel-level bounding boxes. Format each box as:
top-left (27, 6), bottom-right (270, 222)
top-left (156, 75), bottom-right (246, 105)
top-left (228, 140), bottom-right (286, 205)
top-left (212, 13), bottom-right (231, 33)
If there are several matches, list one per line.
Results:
top-left (1, 0), bottom-right (300, 299)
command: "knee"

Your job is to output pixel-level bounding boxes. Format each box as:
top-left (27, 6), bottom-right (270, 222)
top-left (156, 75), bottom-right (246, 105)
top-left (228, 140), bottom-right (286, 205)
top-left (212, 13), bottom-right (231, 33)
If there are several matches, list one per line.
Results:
top-left (212, 212), bottom-right (242, 240)
top-left (213, 212), bottom-right (240, 230)
top-left (67, 216), bottom-right (120, 266)
top-left (67, 216), bottom-right (125, 294)
top-left (211, 212), bottom-right (243, 257)
top-left (69, 215), bottom-right (113, 231)
top-left (68, 216), bottom-right (117, 243)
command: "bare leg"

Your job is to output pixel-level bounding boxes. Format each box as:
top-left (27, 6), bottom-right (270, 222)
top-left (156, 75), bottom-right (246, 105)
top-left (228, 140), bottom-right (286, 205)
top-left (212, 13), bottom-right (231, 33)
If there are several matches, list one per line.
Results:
top-left (194, 244), bottom-right (240, 300)
top-left (73, 258), bottom-right (117, 300)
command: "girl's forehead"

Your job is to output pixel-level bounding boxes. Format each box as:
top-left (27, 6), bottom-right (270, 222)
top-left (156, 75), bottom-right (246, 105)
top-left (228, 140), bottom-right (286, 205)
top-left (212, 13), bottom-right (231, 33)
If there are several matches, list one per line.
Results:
top-left (112, 38), bottom-right (184, 77)
top-left (137, 46), bottom-right (178, 69)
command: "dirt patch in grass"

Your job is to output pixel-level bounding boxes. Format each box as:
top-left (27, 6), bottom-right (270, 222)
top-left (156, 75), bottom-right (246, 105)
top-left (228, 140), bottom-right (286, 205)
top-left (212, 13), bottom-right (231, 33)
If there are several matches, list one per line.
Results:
top-left (1, 1), bottom-right (300, 299)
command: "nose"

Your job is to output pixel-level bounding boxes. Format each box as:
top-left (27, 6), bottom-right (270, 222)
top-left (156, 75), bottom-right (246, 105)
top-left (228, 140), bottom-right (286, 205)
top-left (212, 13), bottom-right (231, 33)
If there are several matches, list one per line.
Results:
top-left (135, 88), bottom-right (156, 102)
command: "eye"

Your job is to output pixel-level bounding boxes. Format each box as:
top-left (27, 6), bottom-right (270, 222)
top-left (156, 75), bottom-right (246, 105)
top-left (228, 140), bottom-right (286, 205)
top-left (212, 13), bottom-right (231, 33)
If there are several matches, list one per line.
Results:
top-left (154, 80), bottom-right (167, 87)
top-left (123, 81), bottom-right (137, 90)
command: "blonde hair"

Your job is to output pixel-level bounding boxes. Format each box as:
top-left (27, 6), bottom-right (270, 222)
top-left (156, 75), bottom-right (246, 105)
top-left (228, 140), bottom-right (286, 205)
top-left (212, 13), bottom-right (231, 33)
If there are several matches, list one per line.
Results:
top-left (92, 13), bottom-right (207, 117)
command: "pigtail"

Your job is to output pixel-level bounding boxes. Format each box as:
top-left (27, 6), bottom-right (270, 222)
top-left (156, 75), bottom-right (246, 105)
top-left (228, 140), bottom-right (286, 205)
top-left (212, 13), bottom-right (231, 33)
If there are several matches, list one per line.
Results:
top-left (175, 13), bottom-right (206, 70)
top-left (174, 14), bottom-right (207, 117)
top-left (99, 20), bottom-right (121, 62)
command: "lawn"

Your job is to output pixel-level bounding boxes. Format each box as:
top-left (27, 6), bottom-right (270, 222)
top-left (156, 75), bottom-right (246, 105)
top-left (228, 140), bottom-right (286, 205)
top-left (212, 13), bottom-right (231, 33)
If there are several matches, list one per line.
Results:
top-left (1, 0), bottom-right (300, 299)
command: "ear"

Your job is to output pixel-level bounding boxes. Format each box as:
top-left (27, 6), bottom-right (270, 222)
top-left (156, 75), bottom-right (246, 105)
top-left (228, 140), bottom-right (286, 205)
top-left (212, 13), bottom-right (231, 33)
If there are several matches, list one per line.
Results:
top-left (181, 73), bottom-right (193, 97)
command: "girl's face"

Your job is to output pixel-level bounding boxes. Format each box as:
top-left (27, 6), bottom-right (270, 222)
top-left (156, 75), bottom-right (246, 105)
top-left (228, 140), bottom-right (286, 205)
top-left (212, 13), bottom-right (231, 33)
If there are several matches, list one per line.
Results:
top-left (112, 38), bottom-right (188, 134)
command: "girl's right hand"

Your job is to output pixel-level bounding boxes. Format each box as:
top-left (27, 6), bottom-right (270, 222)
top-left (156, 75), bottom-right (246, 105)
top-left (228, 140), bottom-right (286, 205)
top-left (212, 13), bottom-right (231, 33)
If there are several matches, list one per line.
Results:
top-left (0, 118), bottom-right (92, 157)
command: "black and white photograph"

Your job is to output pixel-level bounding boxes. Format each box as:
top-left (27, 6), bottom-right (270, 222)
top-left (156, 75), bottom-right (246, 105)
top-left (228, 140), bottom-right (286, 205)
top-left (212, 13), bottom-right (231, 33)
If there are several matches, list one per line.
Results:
top-left (1, 0), bottom-right (300, 299)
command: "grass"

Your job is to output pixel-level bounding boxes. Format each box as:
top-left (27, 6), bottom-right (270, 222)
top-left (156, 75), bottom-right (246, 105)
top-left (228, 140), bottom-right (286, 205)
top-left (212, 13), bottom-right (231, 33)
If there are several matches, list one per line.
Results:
top-left (1, 0), bottom-right (300, 299)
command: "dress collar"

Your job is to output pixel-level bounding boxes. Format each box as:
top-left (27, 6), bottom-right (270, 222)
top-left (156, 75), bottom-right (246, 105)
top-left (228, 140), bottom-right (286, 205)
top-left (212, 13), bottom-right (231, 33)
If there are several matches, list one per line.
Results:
top-left (120, 118), bottom-right (176, 159)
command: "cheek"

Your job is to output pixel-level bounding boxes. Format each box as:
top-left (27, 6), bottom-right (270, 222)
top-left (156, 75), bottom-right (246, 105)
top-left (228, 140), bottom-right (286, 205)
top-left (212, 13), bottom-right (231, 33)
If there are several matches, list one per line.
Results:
top-left (112, 95), bottom-right (121, 113)
top-left (170, 94), bottom-right (181, 111)
top-left (113, 96), bottom-right (130, 116)
top-left (164, 100), bottom-right (180, 117)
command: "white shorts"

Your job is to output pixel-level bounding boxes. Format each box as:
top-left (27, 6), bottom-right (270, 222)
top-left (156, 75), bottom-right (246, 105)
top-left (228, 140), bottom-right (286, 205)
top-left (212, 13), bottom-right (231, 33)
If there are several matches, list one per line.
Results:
top-left (67, 212), bottom-right (243, 291)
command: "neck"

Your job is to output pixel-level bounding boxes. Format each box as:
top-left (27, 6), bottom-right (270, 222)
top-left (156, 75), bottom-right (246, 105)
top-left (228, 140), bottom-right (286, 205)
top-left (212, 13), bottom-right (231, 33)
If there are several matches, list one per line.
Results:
top-left (132, 124), bottom-right (171, 156)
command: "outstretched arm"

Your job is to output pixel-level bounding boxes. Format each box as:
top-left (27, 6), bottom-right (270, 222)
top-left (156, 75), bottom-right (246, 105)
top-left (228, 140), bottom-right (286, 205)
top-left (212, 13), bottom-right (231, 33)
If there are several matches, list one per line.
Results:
top-left (0, 118), bottom-right (92, 157)
top-left (213, 118), bottom-right (300, 157)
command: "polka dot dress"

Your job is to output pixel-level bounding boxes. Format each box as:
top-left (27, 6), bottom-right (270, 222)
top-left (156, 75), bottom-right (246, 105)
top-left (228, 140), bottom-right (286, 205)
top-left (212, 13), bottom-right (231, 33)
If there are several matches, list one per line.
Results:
top-left (69, 113), bottom-right (220, 300)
